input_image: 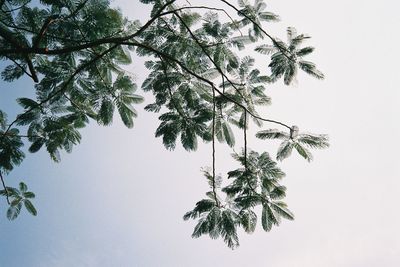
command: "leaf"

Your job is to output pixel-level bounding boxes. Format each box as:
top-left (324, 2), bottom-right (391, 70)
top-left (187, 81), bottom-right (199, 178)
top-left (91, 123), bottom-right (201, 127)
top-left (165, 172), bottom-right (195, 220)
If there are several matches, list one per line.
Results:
top-left (117, 103), bottom-right (136, 128)
top-left (19, 182), bottom-right (27, 192)
top-left (98, 98), bottom-right (114, 125)
top-left (207, 207), bottom-right (221, 239)
top-left (23, 192), bottom-right (35, 198)
top-left (240, 210), bottom-right (257, 234)
top-left (298, 61), bottom-right (324, 80)
top-left (255, 44), bottom-right (277, 55)
top-left (256, 129), bottom-right (289, 140)
top-left (276, 140), bottom-right (294, 161)
top-left (220, 209), bottom-right (239, 249)
top-left (261, 205), bottom-right (272, 232)
top-left (192, 218), bottom-right (209, 238)
top-left (261, 204), bottom-right (280, 232)
top-left (297, 133), bottom-right (329, 149)
top-left (29, 139), bottom-right (45, 153)
top-left (293, 142), bottom-right (313, 162)
top-left (17, 98), bottom-right (39, 109)
top-left (271, 201), bottom-right (294, 220)
top-left (296, 46), bottom-right (315, 57)
top-left (181, 128), bottom-right (197, 151)
top-left (7, 203), bottom-right (21, 221)
top-left (222, 122), bottom-right (235, 147)
top-left (24, 199), bottom-right (37, 216)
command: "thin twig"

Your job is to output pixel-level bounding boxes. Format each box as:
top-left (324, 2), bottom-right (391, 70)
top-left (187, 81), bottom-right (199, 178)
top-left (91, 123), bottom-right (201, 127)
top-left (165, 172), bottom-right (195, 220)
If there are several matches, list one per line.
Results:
top-left (244, 109), bottom-right (247, 170)
top-left (174, 12), bottom-right (247, 97)
top-left (218, 0), bottom-right (295, 62)
top-left (211, 84), bottom-right (220, 207)
top-left (0, 171), bottom-right (10, 205)
top-left (4, 55), bottom-right (34, 80)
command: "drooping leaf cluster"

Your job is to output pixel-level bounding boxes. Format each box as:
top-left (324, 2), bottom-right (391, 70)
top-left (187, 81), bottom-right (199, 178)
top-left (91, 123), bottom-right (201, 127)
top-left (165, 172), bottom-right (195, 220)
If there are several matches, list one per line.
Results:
top-left (0, 0), bottom-right (328, 248)
top-left (184, 150), bottom-right (293, 249)
top-left (256, 128), bottom-right (329, 161)
top-left (0, 182), bottom-right (37, 220)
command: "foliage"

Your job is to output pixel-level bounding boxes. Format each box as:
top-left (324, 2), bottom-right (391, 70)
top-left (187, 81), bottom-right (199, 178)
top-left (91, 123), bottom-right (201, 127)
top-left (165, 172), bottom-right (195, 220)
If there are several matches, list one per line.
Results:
top-left (0, 182), bottom-right (37, 220)
top-left (0, 0), bottom-right (328, 248)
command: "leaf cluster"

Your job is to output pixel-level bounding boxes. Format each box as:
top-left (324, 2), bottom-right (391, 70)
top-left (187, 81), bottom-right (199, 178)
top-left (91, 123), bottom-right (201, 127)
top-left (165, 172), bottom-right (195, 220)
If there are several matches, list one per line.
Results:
top-left (0, 182), bottom-right (37, 220)
top-left (184, 150), bottom-right (293, 248)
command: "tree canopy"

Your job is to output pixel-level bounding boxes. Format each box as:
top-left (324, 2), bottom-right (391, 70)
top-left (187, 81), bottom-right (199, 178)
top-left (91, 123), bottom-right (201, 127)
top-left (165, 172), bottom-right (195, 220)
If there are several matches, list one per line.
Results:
top-left (0, 0), bottom-right (328, 248)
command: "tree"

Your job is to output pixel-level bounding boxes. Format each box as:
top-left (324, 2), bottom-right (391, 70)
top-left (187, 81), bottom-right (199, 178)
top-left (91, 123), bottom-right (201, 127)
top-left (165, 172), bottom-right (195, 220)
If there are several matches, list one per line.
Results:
top-left (0, 0), bottom-right (328, 248)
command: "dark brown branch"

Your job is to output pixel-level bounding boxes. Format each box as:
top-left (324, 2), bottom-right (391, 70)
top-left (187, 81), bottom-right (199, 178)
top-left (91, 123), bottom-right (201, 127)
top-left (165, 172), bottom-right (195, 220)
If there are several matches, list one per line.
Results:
top-left (4, 55), bottom-right (34, 80)
top-left (0, 24), bottom-right (38, 82)
top-left (244, 109), bottom-right (247, 170)
top-left (0, 1), bottom-right (177, 135)
top-left (33, 15), bottom-right (58, 49)
top-left (1, 1), bottom-right (28, 13)
top-left (211, 83), bottom-right (220, 207)
top-left (0, 171), bottom-right (10, 205)
top-left (1, 21), bottom-right (86, 45)
top-left (1, 44), bottom-right (120, 138)
top-left (0, 0), bottom-right (176, 56)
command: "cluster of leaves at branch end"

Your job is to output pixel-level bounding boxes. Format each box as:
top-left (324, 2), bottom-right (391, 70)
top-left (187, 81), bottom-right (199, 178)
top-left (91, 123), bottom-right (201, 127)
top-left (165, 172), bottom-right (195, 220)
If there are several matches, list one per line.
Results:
top-left (256, 127), bottom-right (329, 161)
top-left (0, 182), bottom-right (37, 220)
top-left (184, 150), bottom-right (293, 249)
top-left (256, 27), bottom-right (324, 85)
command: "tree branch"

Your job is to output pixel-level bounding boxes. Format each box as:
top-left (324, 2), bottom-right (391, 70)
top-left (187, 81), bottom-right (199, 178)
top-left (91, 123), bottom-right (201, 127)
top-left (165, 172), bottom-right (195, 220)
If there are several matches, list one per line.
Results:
top-left (212, 83), bottom-right (220, 207)
top-left (218, 0), bottom-right (295, 62)
top-left (0, 171), bottom-right (10, 205)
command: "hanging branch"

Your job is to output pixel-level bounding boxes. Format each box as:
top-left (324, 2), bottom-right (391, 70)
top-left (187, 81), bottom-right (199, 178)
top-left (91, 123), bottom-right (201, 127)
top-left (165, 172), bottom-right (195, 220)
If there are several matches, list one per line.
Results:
top-left (212, 86), bottom-right (220, 208)
top-left (243, 109), bottom-right (247, 170)
top-left (0, 171), bottom-right (10, 205)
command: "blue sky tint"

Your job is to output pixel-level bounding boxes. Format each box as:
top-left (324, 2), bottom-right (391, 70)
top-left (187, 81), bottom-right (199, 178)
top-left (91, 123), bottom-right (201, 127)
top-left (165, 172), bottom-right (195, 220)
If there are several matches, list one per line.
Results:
top-left (1, 0), bottom-right (400, 266)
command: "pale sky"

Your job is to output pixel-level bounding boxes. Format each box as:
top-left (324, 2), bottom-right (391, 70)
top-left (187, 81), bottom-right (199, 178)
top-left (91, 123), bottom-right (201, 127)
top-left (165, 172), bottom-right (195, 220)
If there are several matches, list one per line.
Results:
top-left (0, 0), bottom-right (399, 266)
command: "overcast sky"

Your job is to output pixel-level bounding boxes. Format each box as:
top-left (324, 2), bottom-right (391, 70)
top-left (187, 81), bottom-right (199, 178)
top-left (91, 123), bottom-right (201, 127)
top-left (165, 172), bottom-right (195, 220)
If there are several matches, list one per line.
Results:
top-left (1, 0), bottom-right (400, 266)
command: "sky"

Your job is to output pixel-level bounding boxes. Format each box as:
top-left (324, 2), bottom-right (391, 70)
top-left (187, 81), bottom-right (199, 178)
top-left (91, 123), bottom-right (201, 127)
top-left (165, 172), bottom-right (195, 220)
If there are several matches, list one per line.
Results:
top-left (1, 0), bottom-right (400, 266)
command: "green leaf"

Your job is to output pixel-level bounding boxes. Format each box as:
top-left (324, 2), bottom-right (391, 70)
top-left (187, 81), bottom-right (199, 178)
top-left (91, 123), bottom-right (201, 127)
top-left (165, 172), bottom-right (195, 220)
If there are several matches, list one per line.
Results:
top-left (7, 203), bottom-right (21, 221)
top-left (240, 210), bottom-right (257, 234)
top-left (29, 139), bottom-right (45, 153)
top-left (19, 182), bottom-right (27, 192)
top-left (297, 133), bottom-right (329, 149)
top-left (222, 122), bottom-right (235, 147)
top-left (207, 207), bottom-right (221, 239)
top-left (261, 204), bottom-right (272, 232)
top-left (117, 103), bottom-right (136, 128)
top-left (98, 98), bottom-right (114, 125)
top-left (276, 140), bottom-right (294, 161)
top-left (181, 128), bottom-right (197, 151)
top-left (293, 142), bottom-right (313, 162)
top-left (271, 201), bottom-right (294, 220)
top-left (24, 199), bottom-right (37, 216)
top-left (23, 192), bottom-right (35, 198)
top-left (256, 129), bottom-right (289, 140)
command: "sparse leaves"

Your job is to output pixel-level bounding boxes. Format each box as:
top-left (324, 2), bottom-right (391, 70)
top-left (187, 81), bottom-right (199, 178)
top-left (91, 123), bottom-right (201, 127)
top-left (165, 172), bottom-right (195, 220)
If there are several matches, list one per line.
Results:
top-left (256, 127), bottom-right (328, 161)
top-left (0, 182), bottom-right (37, 220)
top-left (185, 150), bottom-right (293, 248)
